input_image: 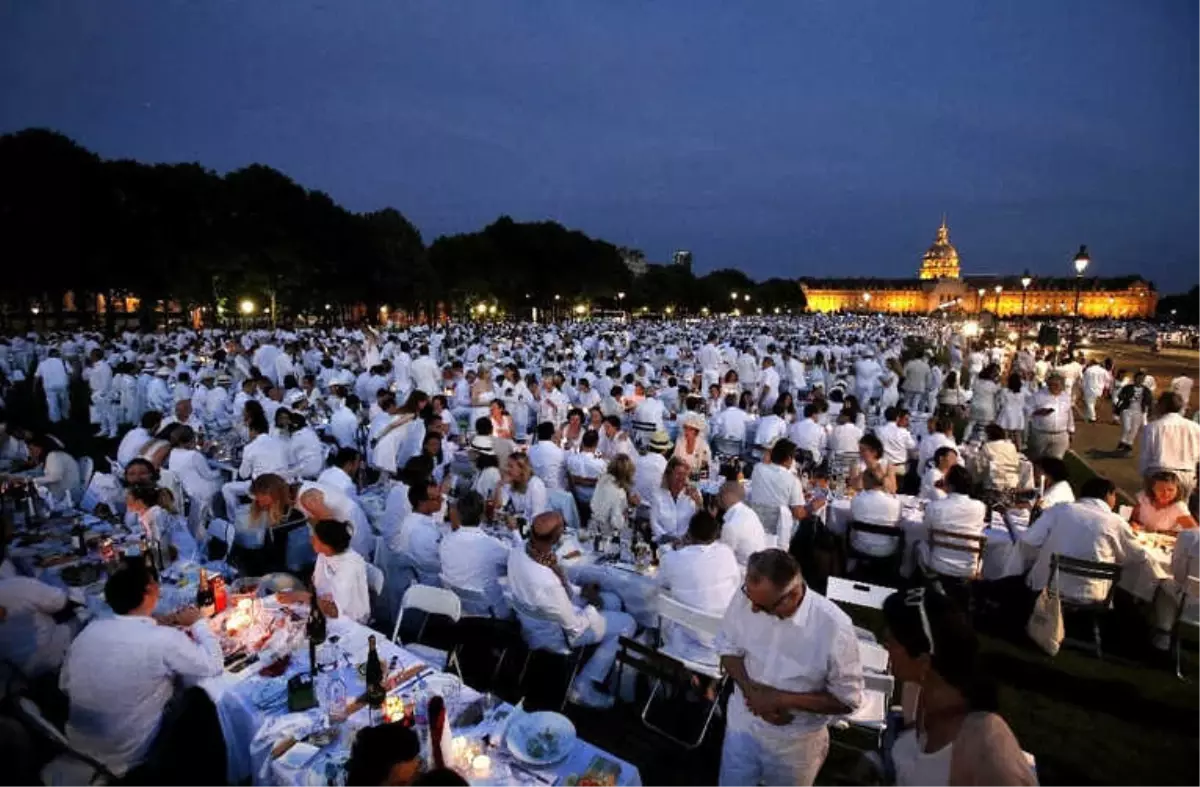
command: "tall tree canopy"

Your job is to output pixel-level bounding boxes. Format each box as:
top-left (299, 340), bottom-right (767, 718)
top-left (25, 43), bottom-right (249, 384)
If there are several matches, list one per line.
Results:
top-left (0, 128), bottom-right (804, 326)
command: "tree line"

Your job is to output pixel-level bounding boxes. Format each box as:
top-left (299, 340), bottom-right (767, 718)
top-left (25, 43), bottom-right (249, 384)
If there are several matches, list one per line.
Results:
top-left (0, 128), bottom-right (805, 331)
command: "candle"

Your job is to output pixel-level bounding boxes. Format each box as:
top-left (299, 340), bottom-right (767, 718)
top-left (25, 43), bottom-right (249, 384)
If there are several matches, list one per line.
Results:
top-left (384, 694), bottom-right (405, 723)
top-left (471, 755), bottom-right (491, 778)
top-left (451, 736), bottom-right (467, 760)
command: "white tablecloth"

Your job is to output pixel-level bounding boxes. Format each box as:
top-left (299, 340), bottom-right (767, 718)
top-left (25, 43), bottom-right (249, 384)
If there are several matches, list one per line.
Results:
top-left (199, 611), bottom-right (642, 785)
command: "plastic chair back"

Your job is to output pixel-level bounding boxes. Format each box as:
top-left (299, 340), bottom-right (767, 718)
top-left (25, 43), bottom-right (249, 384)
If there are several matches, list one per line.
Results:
top-left (656, 592), bottom-right (723, 639)
top-left (77, 456), bottom-right (94, 490)
top-left (825, 576), bottom-right (896, 611)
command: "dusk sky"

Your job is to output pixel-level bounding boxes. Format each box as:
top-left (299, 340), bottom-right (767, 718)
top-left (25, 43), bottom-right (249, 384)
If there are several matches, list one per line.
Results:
top-left (1, 1), bottom-right (1196, 291)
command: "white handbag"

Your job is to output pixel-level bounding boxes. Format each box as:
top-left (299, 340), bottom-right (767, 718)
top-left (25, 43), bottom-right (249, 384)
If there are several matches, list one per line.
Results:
top-left (1027, 567), bottom-right (1064, 656)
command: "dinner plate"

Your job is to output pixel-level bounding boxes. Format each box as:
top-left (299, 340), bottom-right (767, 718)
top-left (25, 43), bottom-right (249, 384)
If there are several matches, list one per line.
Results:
top-left (506, 711), bottom-right (577, 766)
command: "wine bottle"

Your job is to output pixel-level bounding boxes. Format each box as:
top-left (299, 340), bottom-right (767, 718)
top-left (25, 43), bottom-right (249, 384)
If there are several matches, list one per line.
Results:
top-left (195, 568), bottom-right (215, 617)
top-left (427, 695), bottom-right (448, 770)
top-left (364, 634), bottom-right (386, 718)
top-left (72, 519), bottom-right (88, 557)
top-left (140, 537), bottom-right (158, 582)
top-left (306, 581), bottom-right (326, 676)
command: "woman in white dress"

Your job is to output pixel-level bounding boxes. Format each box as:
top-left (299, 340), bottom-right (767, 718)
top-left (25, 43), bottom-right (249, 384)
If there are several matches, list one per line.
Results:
top-left (965, 364), bottom-right (1002, 443)
top-left (587, 454), bottom-right (639, 537)
top-left (469, 368), bottom-right (496, 429)
top-left (166, 426), bottom-right (222, 510)
top-left (996, 372), bottom-right (1028, 450)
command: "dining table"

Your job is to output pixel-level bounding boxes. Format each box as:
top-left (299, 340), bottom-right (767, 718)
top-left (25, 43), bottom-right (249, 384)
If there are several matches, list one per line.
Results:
top-left (198, 599), bottom-right (642, 785)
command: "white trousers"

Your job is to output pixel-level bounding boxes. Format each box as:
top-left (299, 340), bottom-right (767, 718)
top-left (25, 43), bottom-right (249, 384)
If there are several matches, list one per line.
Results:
top-left (572, 599), bottom-right (636, 688)
top-left (1082, 391), bottom-right (1100, 421)
top-left (221, 480), bottom-right (252, 522)
top-left (720, 703), bottom-right (830, 787)
top-left (1120, 410), bottom-right (1146, 447)
top-left (1028, 430), bottom-right (1069, 460)
top-left (45, 386), bottom-right (69, 423)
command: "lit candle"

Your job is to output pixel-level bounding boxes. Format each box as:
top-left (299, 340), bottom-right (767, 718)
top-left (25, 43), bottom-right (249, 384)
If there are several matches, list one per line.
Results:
top-left (471, 755), bottom-right (491, 778)
top-left (384, 694), bottom-right (405, 723)
top-left (451, 736), bottom-right (467, 760)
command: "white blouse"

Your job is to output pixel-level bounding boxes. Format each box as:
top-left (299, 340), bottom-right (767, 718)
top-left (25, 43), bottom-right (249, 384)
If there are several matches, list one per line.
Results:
top-left (312, 550), bottom-right (371, 623)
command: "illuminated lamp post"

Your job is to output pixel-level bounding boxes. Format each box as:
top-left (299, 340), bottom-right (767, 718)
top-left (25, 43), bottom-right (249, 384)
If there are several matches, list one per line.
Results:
top-left (1069, 245), bottom-right (1089, 353)
top-left (1020, 271), bottom-right (1032, 340)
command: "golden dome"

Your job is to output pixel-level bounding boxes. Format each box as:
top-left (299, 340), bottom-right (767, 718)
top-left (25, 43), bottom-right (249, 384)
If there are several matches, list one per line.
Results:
top-left (919, 216), bottom-right (960, 280)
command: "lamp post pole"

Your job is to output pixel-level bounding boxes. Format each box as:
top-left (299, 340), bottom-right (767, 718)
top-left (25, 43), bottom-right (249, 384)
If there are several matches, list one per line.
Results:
top-left (1069, 245), bottom-right (1090, 355)
top-left (1020, 271), bottom-right (1032, 344)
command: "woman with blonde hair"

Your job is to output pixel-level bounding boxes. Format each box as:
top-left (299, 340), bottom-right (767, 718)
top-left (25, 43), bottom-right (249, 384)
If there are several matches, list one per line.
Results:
top-left (237, 472), bottom-right (308, 574)
top-left (470, 366), bottom-right (496, 427)
top-left (588, 454), bottom-right (640, 536)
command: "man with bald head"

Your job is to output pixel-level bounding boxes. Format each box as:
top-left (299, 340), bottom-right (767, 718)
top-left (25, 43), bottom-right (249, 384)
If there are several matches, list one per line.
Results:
top-left (717, 481), bottom-right (766, 566)
top-left (506, 512), bottom-right (636, 709)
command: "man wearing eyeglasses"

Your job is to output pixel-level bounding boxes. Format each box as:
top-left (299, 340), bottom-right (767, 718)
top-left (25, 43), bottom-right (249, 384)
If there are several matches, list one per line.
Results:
top-left (715, 549), bottom-right (863, 786)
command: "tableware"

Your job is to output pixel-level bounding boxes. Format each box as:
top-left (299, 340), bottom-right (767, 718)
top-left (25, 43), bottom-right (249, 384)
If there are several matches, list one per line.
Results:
top-left (506, 711), bottom-right (576, 766)
top-left (278, 741), bottom-right (321, 770)
top-left (252, 678), bottom-right (288, 709)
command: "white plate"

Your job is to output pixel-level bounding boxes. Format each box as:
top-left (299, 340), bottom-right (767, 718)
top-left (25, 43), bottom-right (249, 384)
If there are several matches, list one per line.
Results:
top-left (506, 711), bottom-right (576, 766)
top-left (278, 741), bottom-right (321, 770)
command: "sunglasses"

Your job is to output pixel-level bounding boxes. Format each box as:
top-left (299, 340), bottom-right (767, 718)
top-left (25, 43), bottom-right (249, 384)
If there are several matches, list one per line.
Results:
top-left (742, 580), bottom-right (800, 615)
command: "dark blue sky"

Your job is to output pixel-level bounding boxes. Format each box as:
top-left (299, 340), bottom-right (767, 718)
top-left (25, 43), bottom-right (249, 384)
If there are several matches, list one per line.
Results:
top-left (2, 1), bottom-right (1196, 291)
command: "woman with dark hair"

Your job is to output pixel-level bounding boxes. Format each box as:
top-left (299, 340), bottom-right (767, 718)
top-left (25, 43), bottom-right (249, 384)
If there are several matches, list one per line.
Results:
top-left (851, 433), bottom-right (898, 493)
top-left (966, 364), bottom-right (1002, 442)
top-left (25, 434), bottom-right (83, 501)
top-left (126, 483), bottom-right (198, 560)
top-left (937, 371), bottom-right (967, 419)
top-left (881, 588), bottom-right (1035, 786)
top-left (278, 519), bottom-right (370, 622)
top-left (1131, 471), bottom-right (1197, 533)
top-left (561, 407), bottom-right (586, 451)
top-left (1034, 456), bottom-right (1075, 511)
top-left (981, 423), bottom-right (1021, 491)
top-left (842, 394), bottom-right (867, 432)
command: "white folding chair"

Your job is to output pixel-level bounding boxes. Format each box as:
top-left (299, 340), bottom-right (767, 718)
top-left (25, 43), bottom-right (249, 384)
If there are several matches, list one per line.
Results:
top-left (825, 577), bottom-right (896, 643)
top-left (393, 584), bottom-right (463, 678)
top-left (15, 696), bottom-right (116, 786)
top-left (204, 517), bottom-right (237, 565)
top-left (636, 592), bottom-right (728, 749)
top-left (832, 671), bottom-right (894, 741)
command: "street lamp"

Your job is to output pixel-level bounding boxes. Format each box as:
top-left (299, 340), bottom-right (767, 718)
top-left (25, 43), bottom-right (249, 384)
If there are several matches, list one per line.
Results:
top-left (976, 287), bottom-right (985, 313)
top-left (992, 285), bottom-right (1004, 339)
top-left (239, 299), bottom-right (255, 315)
top-left (743, 294), bottom-right (750, 302)
top-left (1069, 244), bottom-right (1089, 353)
top-left (862, 292), bottom-right (872, 312)
top-left (1020, 271), bottom-right (1032, 342)
top-left (730, 291), bottom-right (738, 301)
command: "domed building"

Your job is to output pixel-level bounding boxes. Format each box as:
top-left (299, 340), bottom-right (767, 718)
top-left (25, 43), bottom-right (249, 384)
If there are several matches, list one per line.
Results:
top-left (799, 217), bottom-right (1157, 318)
top-left (919, 217), bottom-right (960, 280)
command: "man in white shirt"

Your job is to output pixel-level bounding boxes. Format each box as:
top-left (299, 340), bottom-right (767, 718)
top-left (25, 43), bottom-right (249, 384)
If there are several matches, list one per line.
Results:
top-left (1170, 375), bottom-right (1194, 416)
top-left (507, 512), bottom-right (636, 709)
top-left (328, 393), bottom-right (361, 450)
top-left (874, 408), bottom-right (917, 486)
top-left (439, 491), bottom-right (519, 617)
top-left (598, 416), bottom-right (636, 461)
top-left (1081, 359), bottom-right (1110, 423)
top-left (849, 468), bottom-right (903, 557)
top-left (658, 511), bottom-right (741, 666)
top-left (118, 412), bottom-right (163, 467)
top-left (917, 416), bottom-right (956, 472)
top-left (748, 440), bottom-right (808, 545)
top-left (632, 390), bottom-right (667, 435)
top-left (386, 478), bottom-right (444, 584)
top-left (60, 564), bottom-right (223, 778)
top-left (1022, 477), bottom-right (1137, 603)
top-left (567, 431), bottom-right (607, 506)
top-left (86, 349), bottom-right (118, 438)
top-left (0, 574), bottom-right (77, 680)
top-left (634, 433), bottom-right (672, 506)
top-left (917, 465), bottom-right (987, 578)
top-left (286, 414), bottom-right (325, 479)
top-left (527, 422), bottom-right (568, 491)
top-left (221, 413), bottom-right (289, 517)
top-left (718, 481), bottom-right (766, 565)
top-left (409, 345), bottom-right (440, 396)
top-left (316, 447), bottom-right (361, 500)
top-left (711, 393), bottom-right (751, 448)
top-left (715, 549), bottom-right (863, 786)
top-left (787, 404), bottom-right (828, 464)
top-left (1026, 373), bottom-right (1074, 460)
top-left (1138, 392), bottom-right (1200, 499)
top-left (650, 458), bottom-right (701, 542)
top-left (35, 348), bottom-right (70, 422)
top-left (901, 354), bottom-right (931, 412)
top-left (699, 334), bottom-right (722, 390)
top-left (160, 399), bottom-right (204, 436)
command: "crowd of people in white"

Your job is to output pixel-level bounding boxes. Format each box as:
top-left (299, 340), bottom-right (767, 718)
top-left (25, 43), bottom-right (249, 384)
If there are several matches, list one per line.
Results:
top-left (0, 313), bottom-right (1196, 785)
